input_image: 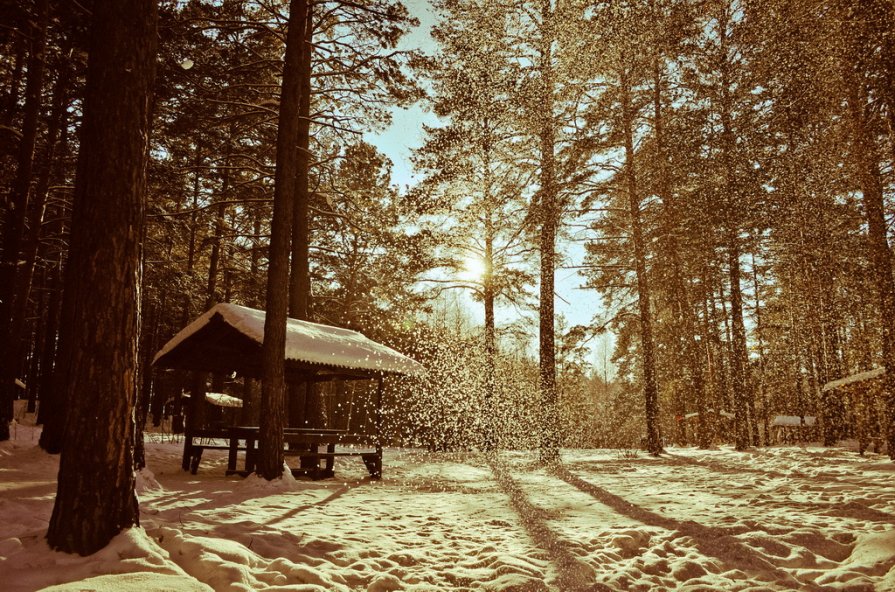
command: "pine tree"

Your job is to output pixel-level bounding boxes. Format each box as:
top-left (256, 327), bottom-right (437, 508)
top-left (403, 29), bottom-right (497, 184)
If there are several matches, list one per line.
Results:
top-left (45, 0), bottom-right (157, 555)
top-left (257, 0), bottom-right (308, 481)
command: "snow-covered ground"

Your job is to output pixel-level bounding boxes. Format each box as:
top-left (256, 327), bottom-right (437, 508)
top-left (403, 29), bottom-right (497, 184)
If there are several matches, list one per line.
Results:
top-left (2, 418), bottom-right (895, 591)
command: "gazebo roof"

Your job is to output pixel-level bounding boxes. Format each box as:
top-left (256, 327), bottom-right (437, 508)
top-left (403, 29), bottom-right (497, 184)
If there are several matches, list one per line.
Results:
top-left (152, 303), bottom-right (425, 380)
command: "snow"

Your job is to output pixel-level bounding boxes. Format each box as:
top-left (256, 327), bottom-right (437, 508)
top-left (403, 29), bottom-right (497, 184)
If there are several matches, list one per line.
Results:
top-left (822, 367), bottom-right (885, 392)
top-left (771, 415), bottom-right (817, 427)
top-left (206, 392), bottom-right (244, 408)
top-left (3, 418), bottom-right (895, 591)
top-left (153, 303), bottom-right (425, 377)
top-left (683, 409), bottom-right (734, 420)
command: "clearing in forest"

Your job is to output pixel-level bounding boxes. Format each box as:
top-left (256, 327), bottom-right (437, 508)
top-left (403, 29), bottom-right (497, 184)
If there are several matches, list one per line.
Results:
top-left (2, 424), bottom-right (895, 591)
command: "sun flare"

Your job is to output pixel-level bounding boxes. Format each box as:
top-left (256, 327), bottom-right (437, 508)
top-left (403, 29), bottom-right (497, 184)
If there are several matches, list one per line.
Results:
top-left (460, 255), bottom-right (487, 282)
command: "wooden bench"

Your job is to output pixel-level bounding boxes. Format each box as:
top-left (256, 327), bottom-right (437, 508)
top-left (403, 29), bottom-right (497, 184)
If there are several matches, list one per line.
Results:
top-left (183, 426), bottom-right (382, 479)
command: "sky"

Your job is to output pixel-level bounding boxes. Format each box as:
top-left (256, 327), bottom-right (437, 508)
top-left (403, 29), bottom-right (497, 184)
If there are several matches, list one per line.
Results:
top-left (364, 0), bottom-right (615, 377)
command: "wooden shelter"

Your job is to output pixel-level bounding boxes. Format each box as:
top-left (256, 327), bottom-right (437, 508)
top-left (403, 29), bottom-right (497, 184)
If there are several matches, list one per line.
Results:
top-left (770, 415), bottom-right (817, 444)
top-left (152, 303), bottom-right (425, 479)
top-left (822, 367), bottom-right (885, 454)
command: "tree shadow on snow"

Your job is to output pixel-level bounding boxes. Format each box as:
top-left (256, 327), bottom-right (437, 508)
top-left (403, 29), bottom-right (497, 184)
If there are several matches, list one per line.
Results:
top-left (487, 457), bottom-right (612, 592)
top-left (551, 464), bottom-right (827, 591)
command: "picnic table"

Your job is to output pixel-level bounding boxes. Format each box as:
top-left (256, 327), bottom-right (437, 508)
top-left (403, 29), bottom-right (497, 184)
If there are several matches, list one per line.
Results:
top-left (183, 426), bottom-right (382, 479)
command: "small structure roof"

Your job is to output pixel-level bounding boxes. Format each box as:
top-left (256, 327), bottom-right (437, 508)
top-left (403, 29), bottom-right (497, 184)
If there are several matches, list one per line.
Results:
top-left (153, 303), bottom-right (425, 380)
top-left (205, 392), bottom-right (243, 408)
top-left (683, 409), bottom-right (734, 420)
top-left (771, 415), bottom-right (816, 427)
top-left (821, 367), bottom-right (885, 392)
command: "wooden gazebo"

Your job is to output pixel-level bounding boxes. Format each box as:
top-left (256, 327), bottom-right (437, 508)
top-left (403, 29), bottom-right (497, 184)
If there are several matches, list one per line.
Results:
top-left (152, 303), bottom-right (424, 479)
top-left (822, 367), bottom-right (885, 454)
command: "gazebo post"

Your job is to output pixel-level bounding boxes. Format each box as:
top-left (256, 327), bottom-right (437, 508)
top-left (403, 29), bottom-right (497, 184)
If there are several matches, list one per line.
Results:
top-left (374, 375), bottom-right (384, 478)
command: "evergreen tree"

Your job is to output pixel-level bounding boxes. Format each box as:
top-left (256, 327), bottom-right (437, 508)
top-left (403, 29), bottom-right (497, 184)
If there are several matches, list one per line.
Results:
top-left (45, 0), bottom-right (157, 555)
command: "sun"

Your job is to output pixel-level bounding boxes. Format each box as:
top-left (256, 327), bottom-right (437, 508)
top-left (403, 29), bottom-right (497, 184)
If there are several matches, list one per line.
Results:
top-left (460, 255), bottom-right (487, 282)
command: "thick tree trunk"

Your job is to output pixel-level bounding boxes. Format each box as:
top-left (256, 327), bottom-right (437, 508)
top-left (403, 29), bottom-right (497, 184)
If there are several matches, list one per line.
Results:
top-left (621, 66), bottom-right (662, 456)
top-left (45, 0), bottom-right (157, 555)
top-left (259, 0), bottom-right (308, 480)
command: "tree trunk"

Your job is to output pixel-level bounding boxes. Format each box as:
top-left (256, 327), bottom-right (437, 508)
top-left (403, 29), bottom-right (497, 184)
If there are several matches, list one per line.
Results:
top-left (726, 235), bottom-right (750, 450)
top-left (287, 3), bottom-right (316, 467)
top-left (1, 32), bottom-right (26, 127)
top-left (621, 66), bottom-right (662, 456)
top-left (26, 283), bottom-right (47, 413)
top-left (717, 14), bottom-right (751, 451)
top-left (537, 0), bottom-right (559, 463)
top-left (3, 49), bottom-right (72, 434)
top-left (36, 262), bottom-right (61, 435)
top-left (0, 0), bottom-right (48, 441)
top-left (482, 142), bottom-right (496, 450)
top-left (259, 0), bottom-right (308, 481)
top-left (135, 301), bottom-right (160, 470)
top-left (206, 137), bottom-right (233, 310)
top-left (750, 253), bottom-right (770, 446)
top-left (289, 4), bottom-right (313, 322)
top-left (45, 0), bottom-right (157, 555)
top-left (653, 59), bottom-right (707, 448)
top-left (845, 65), bottom-right (895, 459)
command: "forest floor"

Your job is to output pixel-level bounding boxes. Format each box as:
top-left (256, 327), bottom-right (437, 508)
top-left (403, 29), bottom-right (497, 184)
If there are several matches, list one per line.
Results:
top-left (2, 417), bottom-right (895, 591)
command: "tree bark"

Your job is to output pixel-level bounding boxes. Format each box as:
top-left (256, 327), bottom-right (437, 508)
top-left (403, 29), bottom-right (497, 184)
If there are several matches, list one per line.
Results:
top-left (482, 140), bottom-right (496, 450)
top-left (289, 4), bottom-right (313, 322)
top-left (621, 66), bottom-right (662, 456)
top-left (45, 0), bottom-right (157, 555)
top-left (286, 2), bottom-right (315, 466)
top-left (537, 0), bottom-right (559, 463)
top-left (36, 258), bottom-right (62, 437)
top-left (259, 0), bottom-right (308, 480)
top-left (750, 253), bottom-right (770, 446)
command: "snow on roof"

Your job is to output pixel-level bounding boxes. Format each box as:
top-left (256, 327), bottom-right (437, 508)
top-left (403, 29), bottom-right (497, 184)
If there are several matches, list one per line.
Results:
top-left (821, 367), bottom-right (885, 392)
top-left (205, 392), bottom-right (243, 408)
top-left (153, 303), bottom-right (425, 377)
top-left (771, 415), bottom-right (816, 427)
top-left (683, 409), bottom-right (734, 420)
